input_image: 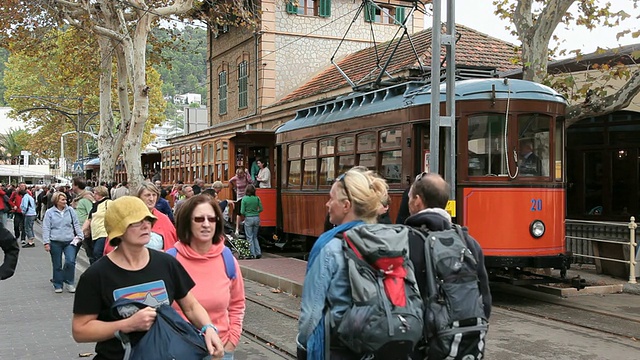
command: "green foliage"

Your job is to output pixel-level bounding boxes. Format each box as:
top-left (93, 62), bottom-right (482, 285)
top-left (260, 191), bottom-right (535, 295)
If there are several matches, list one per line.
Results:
top-left (0, 47), bottom-right (8, 106)
top-left (153, 26), bottom-right (208, 105)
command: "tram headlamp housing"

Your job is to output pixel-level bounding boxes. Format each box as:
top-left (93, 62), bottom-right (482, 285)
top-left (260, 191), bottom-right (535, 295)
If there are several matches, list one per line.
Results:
top-left (530, 220), bottom-right (545, 238)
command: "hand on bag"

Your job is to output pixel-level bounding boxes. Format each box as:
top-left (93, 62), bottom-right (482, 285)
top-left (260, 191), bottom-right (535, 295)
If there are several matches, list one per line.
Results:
top-left (204, 328), bottom-right (224, 358)
top-left (126, 307), bottom-right (157, 332)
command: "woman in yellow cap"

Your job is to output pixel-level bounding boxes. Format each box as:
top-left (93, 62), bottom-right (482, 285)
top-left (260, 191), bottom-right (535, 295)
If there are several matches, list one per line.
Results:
top-left (71, 196), bottom-right (224, 360)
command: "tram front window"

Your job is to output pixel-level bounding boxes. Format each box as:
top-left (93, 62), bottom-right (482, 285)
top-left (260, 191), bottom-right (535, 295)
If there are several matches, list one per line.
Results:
top-left (518, 115), bottom-right (551, 177)
top-left (467, 115), bottom-right (507, 176)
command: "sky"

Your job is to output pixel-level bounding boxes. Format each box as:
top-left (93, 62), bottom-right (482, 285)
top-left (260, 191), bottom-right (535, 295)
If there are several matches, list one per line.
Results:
top-left (1, 1), bottom-right (638, 134)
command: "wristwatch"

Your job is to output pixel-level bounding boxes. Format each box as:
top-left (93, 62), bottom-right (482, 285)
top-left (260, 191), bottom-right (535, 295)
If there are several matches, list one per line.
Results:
top-left (200, 323), bottom-right (218, 334)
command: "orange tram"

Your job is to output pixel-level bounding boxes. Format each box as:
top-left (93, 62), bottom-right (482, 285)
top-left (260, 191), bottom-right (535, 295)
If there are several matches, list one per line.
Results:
top-left (162, 78), bottom-right (573, 278)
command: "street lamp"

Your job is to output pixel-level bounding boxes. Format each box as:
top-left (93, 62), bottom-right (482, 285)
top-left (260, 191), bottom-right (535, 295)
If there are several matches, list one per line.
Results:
top-left (60, 130), bottom-right (99, 177)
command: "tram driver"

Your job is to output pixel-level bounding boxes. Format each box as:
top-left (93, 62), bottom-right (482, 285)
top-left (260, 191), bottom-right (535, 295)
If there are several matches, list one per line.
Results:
top-left (518, 139), bottom-right (542, 176)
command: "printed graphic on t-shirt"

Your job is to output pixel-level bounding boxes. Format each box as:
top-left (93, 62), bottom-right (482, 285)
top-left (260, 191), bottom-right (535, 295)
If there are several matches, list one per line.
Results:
top-left (146, 232), bottom-right (164, 251)
top-left (113, 280), bottom-right (169, 318)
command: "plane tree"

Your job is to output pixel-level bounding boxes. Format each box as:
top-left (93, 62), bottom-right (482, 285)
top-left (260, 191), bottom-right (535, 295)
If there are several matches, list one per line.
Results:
top-left (0, 0), bottom-right (257, 186)
top-left (493, 0), bottom-right (640, 126)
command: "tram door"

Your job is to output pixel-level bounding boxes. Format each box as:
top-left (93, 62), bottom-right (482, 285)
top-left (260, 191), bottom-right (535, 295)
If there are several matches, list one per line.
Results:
top-left (414, 124), bottom-right (431, 177)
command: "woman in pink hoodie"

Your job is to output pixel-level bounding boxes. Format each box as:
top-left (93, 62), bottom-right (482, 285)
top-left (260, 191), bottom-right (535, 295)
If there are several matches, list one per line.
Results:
top-left (170, 195), bottom-right (245, 360)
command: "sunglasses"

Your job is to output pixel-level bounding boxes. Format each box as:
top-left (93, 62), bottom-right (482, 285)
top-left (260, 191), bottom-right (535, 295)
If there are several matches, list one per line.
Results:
top-left (415, 172), bottom-right (428, 182)
top-left (336, 172), bottom-right (352, 202)
top-left (193, 216), bottom-right (217, 223)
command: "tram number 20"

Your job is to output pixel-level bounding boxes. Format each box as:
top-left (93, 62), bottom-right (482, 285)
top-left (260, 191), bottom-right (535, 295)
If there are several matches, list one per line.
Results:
top-left (530, 199), bottom-right (543, 211)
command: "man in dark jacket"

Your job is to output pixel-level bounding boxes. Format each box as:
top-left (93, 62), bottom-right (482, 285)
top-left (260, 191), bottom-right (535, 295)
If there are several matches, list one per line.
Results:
top-left (0, 221), bottom-right (19, 280)
top-left (404, 173), bottom-right (492, 319)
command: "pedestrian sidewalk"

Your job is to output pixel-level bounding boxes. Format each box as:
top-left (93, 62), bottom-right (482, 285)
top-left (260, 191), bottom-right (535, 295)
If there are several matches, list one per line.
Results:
top-left (0, 218), bottom-right (94, 360)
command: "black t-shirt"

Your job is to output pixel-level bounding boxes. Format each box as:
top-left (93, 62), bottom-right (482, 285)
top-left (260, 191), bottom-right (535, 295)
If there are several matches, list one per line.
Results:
top-left (73, 249), bottom-right (195, 360)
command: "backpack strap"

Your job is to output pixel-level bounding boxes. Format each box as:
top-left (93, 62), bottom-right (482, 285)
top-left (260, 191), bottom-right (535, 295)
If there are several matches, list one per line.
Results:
top-left (166, 246), bottom-right (236, 280)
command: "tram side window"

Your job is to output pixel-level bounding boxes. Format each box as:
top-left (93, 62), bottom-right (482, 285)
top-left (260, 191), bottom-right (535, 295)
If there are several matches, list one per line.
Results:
top-left (518, 114), bottom-right (551, 177)
top-left (381, 150), bottom-right (402, 184)
top-left (338, 155), bottom-right (355, 174)
top-left (288, 160), bottom-right (301, 187)
top-left (467, 115), bottom-right (507, 176)
top-left (319, 138), bottom-right (335, 185)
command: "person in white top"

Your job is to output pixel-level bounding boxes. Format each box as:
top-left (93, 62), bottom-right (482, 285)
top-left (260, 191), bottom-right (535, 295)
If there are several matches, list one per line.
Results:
top-left (256, 158), bottom-right (271, 188)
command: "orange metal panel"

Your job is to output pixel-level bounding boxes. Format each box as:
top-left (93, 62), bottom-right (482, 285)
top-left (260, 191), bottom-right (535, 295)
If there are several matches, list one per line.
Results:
top-left (256, 188), bottom-right (277, 227)
top-left (462, 187), bottom-right (565, 257)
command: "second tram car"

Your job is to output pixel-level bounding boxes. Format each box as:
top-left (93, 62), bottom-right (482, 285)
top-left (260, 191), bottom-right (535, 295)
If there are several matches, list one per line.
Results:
top-left (275, 78), bottom-right (571, 273)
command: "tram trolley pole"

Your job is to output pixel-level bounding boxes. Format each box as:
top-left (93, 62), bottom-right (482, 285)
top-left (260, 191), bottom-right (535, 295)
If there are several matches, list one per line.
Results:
top-left (429, 0), bottom-right (456, 202)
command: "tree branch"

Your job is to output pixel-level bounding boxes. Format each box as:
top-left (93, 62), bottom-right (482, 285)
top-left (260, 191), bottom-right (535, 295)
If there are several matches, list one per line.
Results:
top-left (536, 0), bottom-right (574, 44)
top-left (566, 70), bottom-right (640, 126)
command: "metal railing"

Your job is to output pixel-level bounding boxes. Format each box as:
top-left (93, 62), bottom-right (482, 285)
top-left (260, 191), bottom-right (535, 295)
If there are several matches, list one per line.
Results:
top-left (566, 217), bottom-right (637, 284)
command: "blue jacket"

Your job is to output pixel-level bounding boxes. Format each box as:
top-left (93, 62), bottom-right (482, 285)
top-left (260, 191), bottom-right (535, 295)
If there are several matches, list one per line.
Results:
top-left (297, 237), bottom-right (352, 348)
top-left (155, 197), bottom-right (174, 223)
top-left (20, 194), bottom-right (37, 216)
top-left (42, 206), bottom-right (83, 244)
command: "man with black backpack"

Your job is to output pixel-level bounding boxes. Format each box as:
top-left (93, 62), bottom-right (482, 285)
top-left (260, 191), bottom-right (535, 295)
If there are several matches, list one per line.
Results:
top-left (405, 172), bottom-right (491, 360)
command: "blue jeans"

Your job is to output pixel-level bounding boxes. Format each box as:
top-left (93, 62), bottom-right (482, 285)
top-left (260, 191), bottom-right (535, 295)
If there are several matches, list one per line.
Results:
top-left (24, 215), bottom-right (36, 240)
top-left (49, 240), bottom-right (77, 289)
top-left (0, 212), bottom-right (7, 228)
top-left (92, 237), bottom-right (107, 264)
top-left (244, 216), bottom-right (261, 257)
top-left (222, 351), bottom-right (234, 360)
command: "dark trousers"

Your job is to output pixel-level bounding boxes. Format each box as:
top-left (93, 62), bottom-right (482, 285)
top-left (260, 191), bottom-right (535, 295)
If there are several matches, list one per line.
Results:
top-left (13, 212), bottom-right (24, 241)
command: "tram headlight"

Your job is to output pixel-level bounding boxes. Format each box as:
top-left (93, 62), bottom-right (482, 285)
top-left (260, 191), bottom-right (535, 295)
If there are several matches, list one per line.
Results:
top-left (530, 220), bottom-right (545, 238)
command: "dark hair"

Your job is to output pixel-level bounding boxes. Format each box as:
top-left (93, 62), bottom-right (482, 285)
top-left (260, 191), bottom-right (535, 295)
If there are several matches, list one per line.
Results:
top-left (245, 184), bottom-right (256, 196)
top-left (411, 173), bottom-right (449, 209)
top-left (73, 177), bottom-right (86, 190)
top-left (109, 237), bottom-right (122, 247)
top-left (175, 194), bottom-right (224, 245)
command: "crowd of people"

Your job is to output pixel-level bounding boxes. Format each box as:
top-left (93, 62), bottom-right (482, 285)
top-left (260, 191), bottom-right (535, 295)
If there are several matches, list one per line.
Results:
top-left (0, 161), bottom-right (491, 360)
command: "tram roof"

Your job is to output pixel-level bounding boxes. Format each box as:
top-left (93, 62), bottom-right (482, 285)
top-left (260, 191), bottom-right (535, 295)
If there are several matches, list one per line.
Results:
top-left (275, 78), bottom-right (566, 134)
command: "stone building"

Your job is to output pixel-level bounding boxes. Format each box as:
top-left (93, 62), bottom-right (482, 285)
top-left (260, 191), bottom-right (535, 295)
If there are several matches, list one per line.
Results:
top-left (206, 0), bottom-right (425, 127)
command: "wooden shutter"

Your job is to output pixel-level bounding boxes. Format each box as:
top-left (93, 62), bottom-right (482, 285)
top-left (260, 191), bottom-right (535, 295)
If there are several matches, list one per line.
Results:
top-left (364, 2), bottom-right (375, 22)
top-left (319, 0), bottom-right (331, 18)
top-left (286, 1), bottom-right (297, 14)
top-left (395, 6), bottom-right (405, 24)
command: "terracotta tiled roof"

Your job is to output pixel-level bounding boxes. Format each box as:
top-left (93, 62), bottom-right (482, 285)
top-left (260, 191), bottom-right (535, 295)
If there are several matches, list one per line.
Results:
top-left (277, 24), bottom-right (519, 105)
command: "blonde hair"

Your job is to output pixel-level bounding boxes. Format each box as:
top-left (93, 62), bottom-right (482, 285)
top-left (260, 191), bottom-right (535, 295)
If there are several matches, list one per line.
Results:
top-left (93, 185), bottom-right (109, 198)
top-left (338, 167), bottom-right (389, 223)
top-left (136, 182), bottom-right (160, 197)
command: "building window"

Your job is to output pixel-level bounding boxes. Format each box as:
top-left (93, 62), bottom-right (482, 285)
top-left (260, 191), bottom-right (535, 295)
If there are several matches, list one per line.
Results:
top-left (218, 71), bottom-right (227, 115)
top-left (238, 61), bottom-right (248, 109)
top-left (286, 0), bottom-right (331, 17)
top-left (365, 3), bottom-right (402, 24)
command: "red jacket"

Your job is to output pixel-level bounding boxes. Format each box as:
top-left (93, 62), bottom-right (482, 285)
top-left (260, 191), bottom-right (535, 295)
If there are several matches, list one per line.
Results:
top-left (9, 191), bottom-right (23, 214)
top-left (0, 189), bottom-right (7, 212)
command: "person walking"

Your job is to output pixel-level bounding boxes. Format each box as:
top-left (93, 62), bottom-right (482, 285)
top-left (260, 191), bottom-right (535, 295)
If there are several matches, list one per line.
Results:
top-left (297, 167), bottom-right (389, 360)
top-left (171, 195), bottom-right (246, 360)
top-left (71, 196), bottom-right (224, 360)
top-left (82, 186), bottom-right (111, 264)
top-left (42, 192), bottom-right (83, 293)
top-left (240, 184), bottom-right (263, 259)
top-left (0, 184), bottom-right (10, 227)
top-left (20, 188), bottom-right (37, 248)
top-left (9, 183), bottom-right (25, 244)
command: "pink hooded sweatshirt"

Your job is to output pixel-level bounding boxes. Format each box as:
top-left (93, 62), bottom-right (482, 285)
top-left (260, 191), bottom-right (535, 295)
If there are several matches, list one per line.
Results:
top-left (171, 240), bottom-right (245, 347)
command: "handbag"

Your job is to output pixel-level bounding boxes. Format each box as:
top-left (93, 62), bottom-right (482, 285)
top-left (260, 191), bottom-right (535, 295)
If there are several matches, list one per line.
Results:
top-left (113, 298), bottom-right (210, 360)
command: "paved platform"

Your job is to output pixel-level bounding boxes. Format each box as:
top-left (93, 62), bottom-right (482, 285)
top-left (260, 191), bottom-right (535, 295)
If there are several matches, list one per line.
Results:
top-left (237, 252), bottom-right (640, 298)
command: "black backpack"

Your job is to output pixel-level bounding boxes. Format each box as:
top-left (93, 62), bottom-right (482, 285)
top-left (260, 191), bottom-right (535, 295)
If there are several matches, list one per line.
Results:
top-left (335, 224), bottom-right (424, 359)
top-left (412, 225), bottom-right (489, 360)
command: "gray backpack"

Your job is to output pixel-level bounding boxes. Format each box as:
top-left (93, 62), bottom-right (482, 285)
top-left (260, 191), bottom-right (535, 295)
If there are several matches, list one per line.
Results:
top-left (415, 224), bottom-right (488, 360)
top-left (335, 224), bottom-right (424, 359)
